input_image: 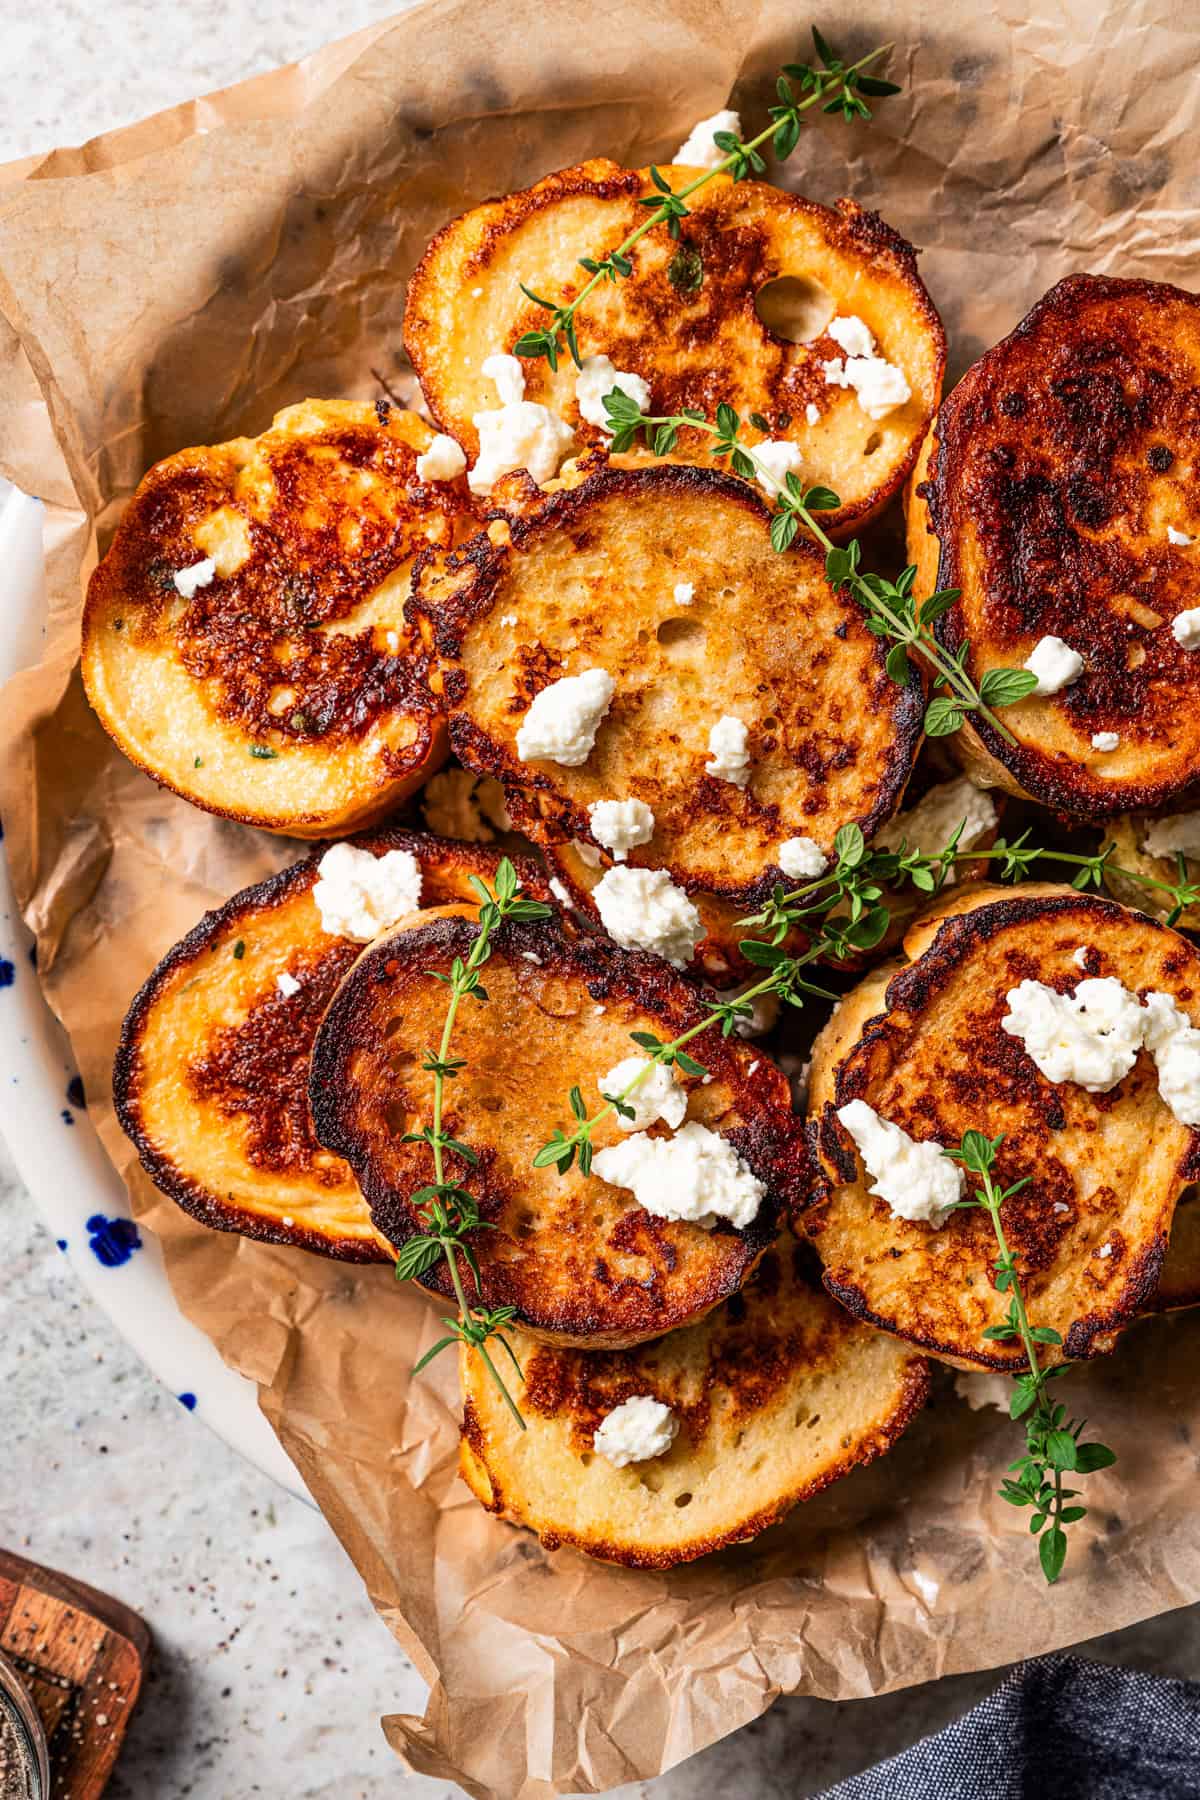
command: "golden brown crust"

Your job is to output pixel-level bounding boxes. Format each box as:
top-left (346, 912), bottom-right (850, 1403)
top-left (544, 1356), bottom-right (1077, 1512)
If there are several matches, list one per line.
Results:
top-left (409, 462), bottom-right (924, 912)
top-left (113, 830), bottom-right (548, 1260)
top-left (913, 276), bottom-right (1200, 818)
top-left (806, 883), bottom-right (1200, 1369)
top-left (82, 400), bottom-right (475, 836)
top-left (404, 159), bottom-right (946, 537)
top-left (457, 1242), bottom-right (930, 1566)
top-left (309, 910), bottom-right (813, 1346)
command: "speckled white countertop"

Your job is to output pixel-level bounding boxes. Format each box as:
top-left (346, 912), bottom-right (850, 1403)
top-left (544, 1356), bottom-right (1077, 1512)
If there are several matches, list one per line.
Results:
top-left (5, 8), bottom-right (1200, 1798)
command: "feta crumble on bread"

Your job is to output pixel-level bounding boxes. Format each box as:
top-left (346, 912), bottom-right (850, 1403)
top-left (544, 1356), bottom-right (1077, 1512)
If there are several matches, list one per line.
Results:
top-left (276, 971), bottom-right (302, 998)
top-left (705, 715), bottom-right (751, 787)
top-left (673, 581), bottom-right (695, 606)
top-left (593, 1395), bottom-right (678, 1467)
top-left (592, 865), bottom-right (703, 968)
top-left (468, 352), bottom-right (575, 494)
top-left (173, 557), bottom-right (216, 598)
top-left (1003, 977), bottom-right (1200, 1126)
top-left (575, 355), bottom-right (651, 430)
top-left (415, 432), bottom-right (467, 481)
top-left (751, 439), bottom-right (804, 499)
top-left (1172, 608), bottom-right (1200, 650)
top-left (827, 314), bottom-right (877, 359)
top-left (599, 1054), bottom-right (687, 1131)
top-left (312, 843), bottom-right (423, 941)
top-left (587, 796), bottom-right (655, 860)
top-left (821, 315), bottom-right (912, 420)
top-left (875, 778), bottom-right (996, 881)
top-left (805, 401), bottom-right (820, 426)
top-left (1023, 634), bottom-right (1084, 695)
top-left (516, 669), bottom-right (615, 767)
top-left (1142, 812), bottom-right (1200, 861)
top-left (836, 1099), bottom-right (964, 1227)
top-left (1091, 731), bottom-right (1120, 752)
top-left (777, 836), bottom-right (826, 880)
top-left (1168, 526), bottom-right (1194, 546)
top-left (673, 108), bottom-right (741, 170)
top-left (593, 1119), bottom-right (766, 1228)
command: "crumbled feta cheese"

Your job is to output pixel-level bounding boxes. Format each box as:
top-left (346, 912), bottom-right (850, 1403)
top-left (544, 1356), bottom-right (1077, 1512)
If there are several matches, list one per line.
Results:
top-left (499, 612), bottom-right (518, 627)
top-left (1098, 1242), bottom-right (1113, 1259)
top-left (173, 557), bottom-right (216, 598)
top-left (805, 402), bottom-right (820, 426)
top-left (468, 352), bottom-right (575, 494)
top-left (1023, 635), bottom-right (1084, 695)
top-left (312, 843), bottom-right (423, 941)
top-left (516, 669), bottom-right (615, 767)
top-left (421, 769), bottom-right (510, 842)
top-left (1053, 1201), bottom-right (1071, 1215)
top-left (673, 108), bottom-right (741, 170)
top-left (748, 1059), bottom-right (759, 1075)
top-left (599, 1054), bottom-right (687, 1131)
top-left (875, 778), bottom-right (996, 882)
top-left (1072, 946), bottom-right (1090, 970)
top-left (1002, 977), bottom-right (1146, 1092)
top-left (593, 1395), bottom-right (678, 1467)
top-left (520, 950), bottom-right (542, 965)
top-left (777, 836), bottom-right (826, 880)
top-left (588, 796), bottom-right (655, 861)
top-left (1168, 526), bottom-right (1194, 546)
top-left (752, 439), bottom-right (804, 500)
top-left (836, 1099), bottom-right (963, 1227)
top-left (571, 838), bottom-right (603, 869)
top-left (385, 630), bottom-right (400, 653)
top-left (415, 433), bottom-right (467, 482)
top-left (575, 355), bottom-right (651, 431)
top-left (276, 971), bottom-right (302, 999)
top-left (1003, 978), bottom-right (1200, 1127)
top-left (822, 353), bottom-right (911, 420)
top-left (593, 1119), bottom-right (765, 1228)
top-left (1172, 608), bottom-right (1200, 650)
top-left (549, 877), bottom-right (573, 909)
top-left (705, 715), bottom-right (752, 787)
top-left (827, 314), bottom-right (877, 360)
top-left (592, 866), bottom-right (703, 968)
top-left (1091, 731), bottom-right (1120, 752)
top-left (1143, 812), bottom-right (1200, 862)
top-left (673, 581), bottom-right (695, 606)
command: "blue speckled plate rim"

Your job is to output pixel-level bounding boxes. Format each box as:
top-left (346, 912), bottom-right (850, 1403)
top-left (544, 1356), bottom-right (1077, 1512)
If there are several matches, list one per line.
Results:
top-left (0, 480), bottom-right (308, 1503)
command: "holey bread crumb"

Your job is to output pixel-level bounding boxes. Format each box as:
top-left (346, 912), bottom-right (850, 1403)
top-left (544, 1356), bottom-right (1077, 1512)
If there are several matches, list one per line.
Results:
top-left (309, 908), bottom-right (812, 1347)
top-left (806, 883), bottom-right (1200, 1369)
top-left (459, 1241), bottom-right (930, 1566)
top-left (404, 159), bottom-right (945, 537)
top-left (907, 276), bottom-right (1200, 819)
top-left (114, 831), bottom-right (546, 1261)
top-left (410, 464), bottom-right (924, 933)
top-left (83, 400), bottom-right (476, 836)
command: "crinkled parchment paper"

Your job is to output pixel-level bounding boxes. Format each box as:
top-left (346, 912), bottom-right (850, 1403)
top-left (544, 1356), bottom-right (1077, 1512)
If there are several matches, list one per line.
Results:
top-left (4, 1), bottom-right (1200, 1793)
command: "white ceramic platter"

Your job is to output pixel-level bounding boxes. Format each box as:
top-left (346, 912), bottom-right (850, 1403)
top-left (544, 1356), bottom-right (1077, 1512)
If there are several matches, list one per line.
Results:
top-left (0, 479), bottom-right (307, 1501)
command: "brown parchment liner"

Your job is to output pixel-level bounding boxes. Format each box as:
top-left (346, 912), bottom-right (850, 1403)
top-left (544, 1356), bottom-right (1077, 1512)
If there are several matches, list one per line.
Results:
top-left (5, 2), bottom-right (1200, 1793)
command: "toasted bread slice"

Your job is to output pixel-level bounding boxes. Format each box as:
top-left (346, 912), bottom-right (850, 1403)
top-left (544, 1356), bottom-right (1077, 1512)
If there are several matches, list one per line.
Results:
top-left (309, 908), bottom-right (809, 1346)
top-left (83, 400), bottom-right (474, 836)
top-left (410, 464), bottom-right (923, 921)
top-left (404, 160), bottom-right (945, 536)
top-left (114, 831), bottom-right (547, 1261)
top-left (459, 1240), bottom-right (929, 1566)
top-left (1103, 812), bottom-right (1200, 931)
top-left (806, 883), bottom-right (1200, 1369)
top-left (1153, 1187), bottom-right (1200, 1312)
top-left (907, 276), bottom-right (1200, 819)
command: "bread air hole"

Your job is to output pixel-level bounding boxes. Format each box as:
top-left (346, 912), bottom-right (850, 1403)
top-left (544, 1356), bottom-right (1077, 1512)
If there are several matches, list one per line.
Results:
top-left (656, 616), bottom-right (705, 650)
top-left (755, 275), bottom-right (835, 344)
top-left (674, 1490), bottom-right (693, 1508)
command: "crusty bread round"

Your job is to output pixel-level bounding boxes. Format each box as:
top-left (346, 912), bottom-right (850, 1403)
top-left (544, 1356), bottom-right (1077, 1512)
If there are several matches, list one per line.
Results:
top-left (83, 400), bottom-right (474, 836)
top-left (806, 883), bottom-right (1200, 1368)
top-left (907, 276), bottom-right (1200, 819)
top-left (309, 908), bottom-right (811, 1347)
top-left (459, 1239), bottom-right (929, 1566)
top-left (113, 831), bottom-right (546, 1260)
top-left (1102, 812), bottom-right (1200, 932)
top-left (404, 159), bottom-right (945, 537)
top-left (410, 463), bottom-right (924, 922)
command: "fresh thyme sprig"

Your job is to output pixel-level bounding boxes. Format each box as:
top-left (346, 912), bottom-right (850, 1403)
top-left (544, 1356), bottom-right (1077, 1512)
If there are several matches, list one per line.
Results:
top-left (395, 858), bottom-right (552, 1428)
top-left (603, 388), bottom-right (1040, 746)
top-left (513, 29), bottom-right (899, 371)
top-left (945, 1130), bottom-right (1116, 1584)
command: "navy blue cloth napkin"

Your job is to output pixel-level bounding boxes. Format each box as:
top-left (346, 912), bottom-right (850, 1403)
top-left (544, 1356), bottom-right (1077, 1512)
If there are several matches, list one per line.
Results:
top-left (817, 1654), bottom-right (1200, 1799)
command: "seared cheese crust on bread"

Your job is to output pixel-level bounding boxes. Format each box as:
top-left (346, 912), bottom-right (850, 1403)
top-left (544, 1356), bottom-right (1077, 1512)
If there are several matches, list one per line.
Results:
top-left (459, 1241), bottom-right (929, 1566)
top-left (309, 908), bottom-right (810, 1347)
top-left (404, 159), bottom-right (945, 535)
top-left (411, 464), bottom-right (923, 917)
top-left (83, 400), bottom-right (473, 836)
top-left (114, 831), bottom-right (545, 1260)
top-left (908, 276), bottom-right (1200, 819)
top-left (807, 884), bottom-right (1200, 1368)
